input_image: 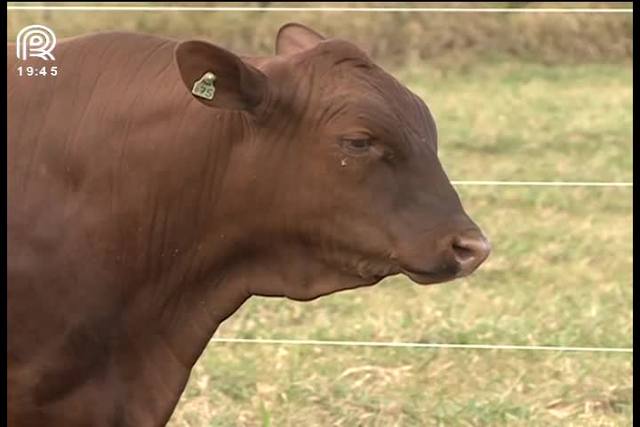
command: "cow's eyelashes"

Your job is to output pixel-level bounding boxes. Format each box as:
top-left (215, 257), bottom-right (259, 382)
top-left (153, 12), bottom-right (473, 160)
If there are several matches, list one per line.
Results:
top-left (339, 137), bottom-right (374, 156)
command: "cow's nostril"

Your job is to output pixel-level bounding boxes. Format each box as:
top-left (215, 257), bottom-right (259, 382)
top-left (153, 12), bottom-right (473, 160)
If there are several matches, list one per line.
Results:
top-left (451, 234), bottom-right (491, 275)
top-left (452, 243), bottom-right (476, 263)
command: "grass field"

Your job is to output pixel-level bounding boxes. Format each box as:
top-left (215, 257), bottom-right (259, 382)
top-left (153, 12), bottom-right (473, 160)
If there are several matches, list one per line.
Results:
top-left (164, 61), bottom-right (632, 426)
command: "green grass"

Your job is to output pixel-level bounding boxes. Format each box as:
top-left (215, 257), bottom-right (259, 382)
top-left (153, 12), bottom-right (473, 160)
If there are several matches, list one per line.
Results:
top-left (171, 349), bottom-right (631, 426)
top-left (400, 62), bottom-right (633, 182)
top-left (166, 60), bottom-right (632, 426)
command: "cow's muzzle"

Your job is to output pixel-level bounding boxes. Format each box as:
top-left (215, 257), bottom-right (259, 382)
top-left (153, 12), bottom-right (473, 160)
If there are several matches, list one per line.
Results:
top-left (399, 230), bottom-right (491, 285)
top-left (450, 232), bottom-right (491, 277)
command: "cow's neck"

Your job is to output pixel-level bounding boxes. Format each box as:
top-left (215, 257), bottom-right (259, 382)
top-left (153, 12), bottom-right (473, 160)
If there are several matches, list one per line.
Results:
top-left (117, 249), bottom-right (252, 424)
top-left (104, 71), bottom-right (279, 423)
top-left (104, 133), bottom-right (252, 424)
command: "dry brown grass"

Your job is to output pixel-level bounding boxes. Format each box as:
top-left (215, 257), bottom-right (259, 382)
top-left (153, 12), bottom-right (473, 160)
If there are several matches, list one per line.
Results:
top-left (7, 2), bottom-right (633, 70)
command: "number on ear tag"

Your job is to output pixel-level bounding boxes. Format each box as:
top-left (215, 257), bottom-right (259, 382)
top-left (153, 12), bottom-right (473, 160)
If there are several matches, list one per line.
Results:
top-left (192, 72), bottom-right (216, 100)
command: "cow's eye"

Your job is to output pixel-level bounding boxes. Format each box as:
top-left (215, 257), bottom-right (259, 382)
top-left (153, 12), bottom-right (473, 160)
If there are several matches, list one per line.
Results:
top-left (339, 137), bottom-right (373, 156)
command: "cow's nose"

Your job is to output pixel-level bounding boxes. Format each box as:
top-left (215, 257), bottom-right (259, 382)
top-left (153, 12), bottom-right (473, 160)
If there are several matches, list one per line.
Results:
top-left (451, 233), bottom-right (491, 276)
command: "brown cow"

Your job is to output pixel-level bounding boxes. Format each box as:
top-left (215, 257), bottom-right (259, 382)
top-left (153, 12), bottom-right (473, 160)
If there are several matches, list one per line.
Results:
top-left (7, 23), bottom-right (490, 426)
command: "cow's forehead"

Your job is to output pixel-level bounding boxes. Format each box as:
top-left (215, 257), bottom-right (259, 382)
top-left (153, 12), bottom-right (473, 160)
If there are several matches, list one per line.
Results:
top-left (318, 44), bottom-right (425, 106)
top-left (274, 39), bottom-right (437, 147)
top-left (308, 38), bottom-right (372, 63)
top-left (321, 61), bottom-right (435, 140)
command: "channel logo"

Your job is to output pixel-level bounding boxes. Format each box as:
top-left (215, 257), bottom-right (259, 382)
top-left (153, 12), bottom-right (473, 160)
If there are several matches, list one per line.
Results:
top-left (16, 24), bottom-right (56, 61)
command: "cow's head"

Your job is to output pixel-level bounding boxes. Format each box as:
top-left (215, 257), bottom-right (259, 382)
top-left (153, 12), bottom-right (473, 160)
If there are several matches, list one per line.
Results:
top-left (174, 23), bottom-right (490, 301)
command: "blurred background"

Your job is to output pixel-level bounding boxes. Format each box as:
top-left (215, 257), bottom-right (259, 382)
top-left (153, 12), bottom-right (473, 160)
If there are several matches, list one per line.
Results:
top-left (7, 2), bottom-right (633, 69)
top-left (8, 2), bottom-right (633, 426)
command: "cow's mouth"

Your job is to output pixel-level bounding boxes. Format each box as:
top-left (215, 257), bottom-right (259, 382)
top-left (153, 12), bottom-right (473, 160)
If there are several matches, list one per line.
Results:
top-left (400, 267), bottom-right (461, 285)
top-left (342, 257), bottom-right (461, 286)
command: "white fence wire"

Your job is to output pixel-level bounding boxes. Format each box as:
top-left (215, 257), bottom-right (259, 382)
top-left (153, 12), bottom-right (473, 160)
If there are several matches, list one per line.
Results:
top-left (6, 6), bottom-right (634, 13)
top-left (451, 181), bottom-right (632, 187)
top-left (211, 338), bottom-right (632, 354)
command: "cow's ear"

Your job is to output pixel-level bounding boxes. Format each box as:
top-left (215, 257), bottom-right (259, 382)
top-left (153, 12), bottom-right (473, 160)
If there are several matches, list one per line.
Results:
top-left (275, 22), bottom-right (325, 55)
top-left (174, 40), bottom-right (267, 112)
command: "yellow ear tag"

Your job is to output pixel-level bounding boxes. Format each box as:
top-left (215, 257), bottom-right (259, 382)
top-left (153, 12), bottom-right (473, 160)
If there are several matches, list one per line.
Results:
top-left (192, 72), bottom-right (216, 100)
